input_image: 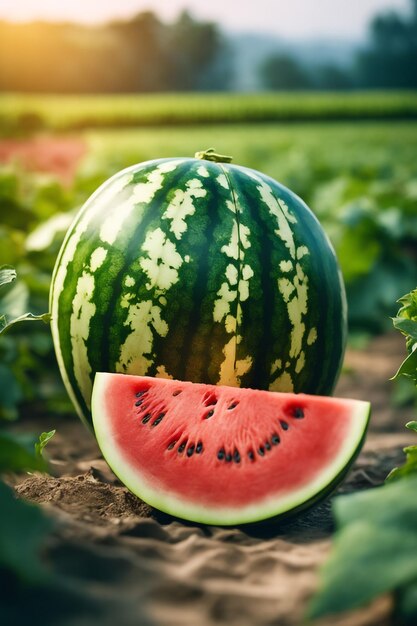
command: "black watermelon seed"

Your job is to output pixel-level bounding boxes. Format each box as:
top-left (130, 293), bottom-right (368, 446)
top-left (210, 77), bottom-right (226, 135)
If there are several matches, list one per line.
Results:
top-left (187, 445), bottom-right (195, 457)
top-left (135, 399), bottom-right (143, 406)
top-left (204, 394), bottom-right (218, 406)
top-left (135, 390), bottom-right (146, 398)
top-left (271, 434), bottom-right (280, 445)
top-left (227, 402), bottom-right (238, 410)
top-left (225, 453), bottom-right (232, 463)
top-left (178, 441), bottom-right (187, 453)
top-left (217, 448), bottom-right (225, 460)
top-left (167, 441), bottom-right (176, 450)
top-left (233, 450), bottom-right (241, 463)
top-left (265, 441), bottom-right (271, 451)
top-left (248, 450), bottom-right (255, 461)
top-left (280, 420), bottom-right (289, 431)
top-left (173, 390), bottom-right (182, 396)
top-left (293, 407), bottom-right (304, 419)
top-left (141, 413), bottom-right (152, 424)
top-left (258, 446), bottom-right (265, 457)
top-left (205, 409), bottom-right (214, 419)
top-left (196, 442), bottom-right (203, 454)
top-left (151, 412), bottom-right (165, 427)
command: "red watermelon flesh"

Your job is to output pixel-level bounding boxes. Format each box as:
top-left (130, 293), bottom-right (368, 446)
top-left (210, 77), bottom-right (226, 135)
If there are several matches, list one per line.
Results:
top-left (92, 373), bottom-right (370, 525)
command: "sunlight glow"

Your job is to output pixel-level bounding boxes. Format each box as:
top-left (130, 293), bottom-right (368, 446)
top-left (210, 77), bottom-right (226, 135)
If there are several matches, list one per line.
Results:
top-left (0, 0), bottom-right (177, 25)
top-left (0, 0), bottom-right (410, 38)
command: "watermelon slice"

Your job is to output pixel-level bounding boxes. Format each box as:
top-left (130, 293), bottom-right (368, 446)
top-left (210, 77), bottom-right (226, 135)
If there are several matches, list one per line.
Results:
top-left (92, 373), bottom-right (370, 525)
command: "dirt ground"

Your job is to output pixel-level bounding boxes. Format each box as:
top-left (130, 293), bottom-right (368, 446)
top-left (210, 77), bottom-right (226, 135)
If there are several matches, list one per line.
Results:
top-left (8, 332), bottom-right (416, 626)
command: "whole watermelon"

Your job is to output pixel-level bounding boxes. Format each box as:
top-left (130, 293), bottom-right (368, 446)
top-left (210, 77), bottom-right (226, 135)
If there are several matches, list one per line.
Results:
top-left (50, 149), bottom-right (347, 427)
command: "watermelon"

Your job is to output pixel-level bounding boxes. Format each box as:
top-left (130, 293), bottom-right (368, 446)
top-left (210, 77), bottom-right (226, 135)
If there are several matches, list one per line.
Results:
top-left (92, 373), bottom-right (370, 525)
top-left (50, 150), bottom-right (347, 428)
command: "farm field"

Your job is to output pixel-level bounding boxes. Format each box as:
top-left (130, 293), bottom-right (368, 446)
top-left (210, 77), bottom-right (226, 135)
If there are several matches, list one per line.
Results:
top-left (1, 97), bottom-right (417, 626)
top-left (1, 91), bottom-right (417, 134)
top-left (83, 119), bottom-right (417, 177)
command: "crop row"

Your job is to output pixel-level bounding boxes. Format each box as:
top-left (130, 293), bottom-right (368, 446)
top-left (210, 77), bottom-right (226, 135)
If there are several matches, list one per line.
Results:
top-left (1, 91), bottom-right (417, 134)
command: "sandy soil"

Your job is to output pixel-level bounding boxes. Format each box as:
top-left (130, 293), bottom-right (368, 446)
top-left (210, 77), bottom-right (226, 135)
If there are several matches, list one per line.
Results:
top-left (7, 332), bottom-right (416, 626)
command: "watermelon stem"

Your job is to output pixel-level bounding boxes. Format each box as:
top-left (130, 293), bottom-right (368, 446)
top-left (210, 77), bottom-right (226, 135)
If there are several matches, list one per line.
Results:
top-left (194, 148), bottom-right (233, 163)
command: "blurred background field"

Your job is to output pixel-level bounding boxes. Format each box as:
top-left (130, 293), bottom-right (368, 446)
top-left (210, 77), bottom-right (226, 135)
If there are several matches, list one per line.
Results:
top-left (1, 0), bottom-right (417, 421)
top-left (2, 92), bottom-right (417, 133)
top-left (2, 114), bottom-right (417, 419)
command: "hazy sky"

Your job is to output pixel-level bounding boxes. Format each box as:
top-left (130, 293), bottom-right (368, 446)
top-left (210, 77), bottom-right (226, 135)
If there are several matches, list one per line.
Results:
top-left (0, 0), bottom-right (410, 39)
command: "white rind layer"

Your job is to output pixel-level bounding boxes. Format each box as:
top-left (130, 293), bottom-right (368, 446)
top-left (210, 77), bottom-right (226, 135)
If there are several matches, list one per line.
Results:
top-left (92, 372), bottom-right (370, 526)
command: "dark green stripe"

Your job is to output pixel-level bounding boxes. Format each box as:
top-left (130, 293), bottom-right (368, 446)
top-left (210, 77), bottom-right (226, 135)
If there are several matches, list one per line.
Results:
top-left (256, 168), bottom-right (346, 394)
top-left (164, 161), bottom-right (225, 382)
top-left (92, 160), bottom-right (192, 373)
top-left (224, 164), bottom-right (280, 389)
top-left (145, 161), bottom-right (215, 381)
top-left (55, 159), bottom-right (185, 422)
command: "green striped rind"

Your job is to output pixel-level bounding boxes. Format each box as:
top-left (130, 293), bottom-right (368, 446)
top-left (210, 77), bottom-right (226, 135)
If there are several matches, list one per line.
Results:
top-left (92, 373), bottom-right (370, 526)
top-left (50, 157), bottom-right (347, 427)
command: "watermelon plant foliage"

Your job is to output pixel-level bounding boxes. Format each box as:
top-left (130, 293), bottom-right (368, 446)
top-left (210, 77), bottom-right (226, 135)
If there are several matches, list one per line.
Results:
top-left (0, 166), bottom-right (77, 421)
top-left (0, 267), bottom-right (55, 584)
top-left (308, 476), bottom-right (417, 621)
top-left (0, 441), bottom-right (54, 585)
top-left (392, 289), bottom-right (417, 381)
top-left (0, 430), bottom-right (55, 473)
top-left (308, 288), bottom-right (417, 625)
top-left (0, 265), bottom-right (50, 335)
top-left (0, 481), bottom-right (54, 584)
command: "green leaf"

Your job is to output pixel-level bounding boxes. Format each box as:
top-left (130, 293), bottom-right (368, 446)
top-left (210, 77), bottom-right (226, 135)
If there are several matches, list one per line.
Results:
top-left (392, 289), bottom-right (417, 394)
top-left (391, 346), bottom-right (417, 381)
top-left (308, 476), bottom-right (417, 620)
top-left (336, 219), bottom-right (380, 281)
top-left (0, 311), bottom-right (51, 335)
top-left (0, 266), bottom-right (17, 289)
top-left (0, 480), bottom-right (53, 583)
top-left (310, 288), bottom-right (417, 622)
top-left (386, 446), bottom-right (417, 482)
top-left (395, 291), bottom-right (417, 352)
top-left (386, 421), bottom-right (417, 482)
top-left (396, 289), bottom-right (417, 320)
top-left (390, 376), bottom-right (417, 408)
top-left (34, 430), bottom-right (56, 459)
top-left (396, 580), bottom-right (417, 625)
top-left (0, 279), bottom-right (29, 318)
top-left (0, 363), bottom-right (23, 420)
top-left (0, 432), bottom-right (48, 473)
top-left (346, 260), bottom-right (415, 332)
top-left (0, 267), bottom-right (50, 335)
top-left (393, 317), bottom-right (417, 343)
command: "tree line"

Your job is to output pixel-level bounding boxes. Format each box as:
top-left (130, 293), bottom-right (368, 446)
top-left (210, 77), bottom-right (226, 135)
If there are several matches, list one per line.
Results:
top-left (0, 1), bottom-right (416, 93)
top-left (261, 0), bottom-right (417, 90)
top-left (0, 11), bottom-right (231, 93)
